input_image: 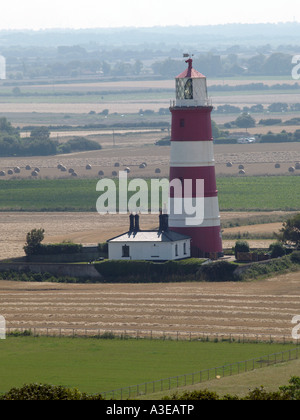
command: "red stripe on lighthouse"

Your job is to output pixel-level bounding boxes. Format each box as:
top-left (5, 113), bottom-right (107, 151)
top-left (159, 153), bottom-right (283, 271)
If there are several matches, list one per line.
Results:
top-left (169, 166), bottom-right (218, 198)
top-left (170, 107), bottom-right (213, 142)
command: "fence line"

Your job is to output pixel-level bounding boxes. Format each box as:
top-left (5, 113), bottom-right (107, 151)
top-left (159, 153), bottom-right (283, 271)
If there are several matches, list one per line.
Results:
top-left (100, 347), bottom-right (300, 400)
top-left (6, 325), bottom-right (298, 345)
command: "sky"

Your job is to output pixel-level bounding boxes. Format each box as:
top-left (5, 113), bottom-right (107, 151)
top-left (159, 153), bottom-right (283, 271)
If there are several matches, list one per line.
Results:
top-left (1, 0), bottom-right (300, 30)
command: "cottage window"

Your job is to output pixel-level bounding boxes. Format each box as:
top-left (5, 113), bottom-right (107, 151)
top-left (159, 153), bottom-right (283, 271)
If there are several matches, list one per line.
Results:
top-left (183, 243), bottom-right (187, 255)
top-left (122, 245), bottom-right (130, 258)
top-left (175, 244), bottom-right (178, 257)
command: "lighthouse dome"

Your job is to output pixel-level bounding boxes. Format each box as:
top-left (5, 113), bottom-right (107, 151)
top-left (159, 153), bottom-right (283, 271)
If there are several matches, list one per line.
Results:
top-left (175, 59), bottom-right (210, 107)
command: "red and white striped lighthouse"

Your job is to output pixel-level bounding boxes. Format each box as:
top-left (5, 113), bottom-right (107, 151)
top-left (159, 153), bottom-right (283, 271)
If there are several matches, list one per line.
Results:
top-left (168, 57), bottom-right (223, 258)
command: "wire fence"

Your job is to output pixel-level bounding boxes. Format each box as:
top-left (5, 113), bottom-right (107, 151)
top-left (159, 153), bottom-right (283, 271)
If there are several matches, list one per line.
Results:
top-left (5, 325), bottom-right (299, 400)
top-left (6, 325), bottom-right (298, 345)
top-left (100, 347), bottom-right (300, 400)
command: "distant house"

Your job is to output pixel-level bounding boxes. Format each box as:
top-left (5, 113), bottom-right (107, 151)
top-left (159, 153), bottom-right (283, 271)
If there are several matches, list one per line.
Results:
top-left (107, 214), bottom-right (191, 261)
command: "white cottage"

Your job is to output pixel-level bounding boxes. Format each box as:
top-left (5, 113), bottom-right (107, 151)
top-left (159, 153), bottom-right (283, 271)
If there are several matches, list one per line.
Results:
top-left (107, 214), bottom-right (191, 261)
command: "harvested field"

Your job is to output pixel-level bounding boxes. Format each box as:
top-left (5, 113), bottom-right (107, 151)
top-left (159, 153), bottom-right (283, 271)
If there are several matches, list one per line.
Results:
top-left (0, 141), bottom-right (299, 179)
top-left (0, 271), bottom-right (299, 341)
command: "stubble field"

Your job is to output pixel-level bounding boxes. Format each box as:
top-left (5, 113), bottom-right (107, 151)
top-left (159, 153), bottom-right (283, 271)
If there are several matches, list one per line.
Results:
top-left (0, 272), bottom-right (299, 342)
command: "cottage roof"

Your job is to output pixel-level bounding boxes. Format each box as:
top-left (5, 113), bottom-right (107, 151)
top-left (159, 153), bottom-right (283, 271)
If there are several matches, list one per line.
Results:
top-left (107, 230), bottom-right (191, 243)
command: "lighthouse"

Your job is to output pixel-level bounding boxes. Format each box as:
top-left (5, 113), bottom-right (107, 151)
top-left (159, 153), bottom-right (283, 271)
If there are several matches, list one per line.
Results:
top-left (168, 57), bottom-right (223, 258)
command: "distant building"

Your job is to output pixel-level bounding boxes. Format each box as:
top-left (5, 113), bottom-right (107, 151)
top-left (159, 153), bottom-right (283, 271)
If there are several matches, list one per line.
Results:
top-left (107, 214), bottom-right (191, 261)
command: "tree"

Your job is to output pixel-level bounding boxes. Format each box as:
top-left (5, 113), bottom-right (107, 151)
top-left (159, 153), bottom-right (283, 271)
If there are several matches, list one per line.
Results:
top-left (24, 228), bottom-right (45, 256)
top-left (279, 214), bottom-right (300, 248)
top-left (30, 127), bottom-right (50, 142)
top-left (235, 113), bottom-right (256, 131)
top-left (269, 242), bottom-right (286, 258)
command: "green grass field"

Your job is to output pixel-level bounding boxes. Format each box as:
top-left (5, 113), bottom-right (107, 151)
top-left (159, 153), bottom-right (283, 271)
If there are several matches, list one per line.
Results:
top-left (0, 176), bottom-right (298, 212)
top-left (0, 336), bottom-right (296, 395)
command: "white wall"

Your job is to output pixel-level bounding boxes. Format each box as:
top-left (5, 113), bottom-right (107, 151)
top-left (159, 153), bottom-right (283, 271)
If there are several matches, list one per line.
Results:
top-left (108, 240), bottom-right (191, 261)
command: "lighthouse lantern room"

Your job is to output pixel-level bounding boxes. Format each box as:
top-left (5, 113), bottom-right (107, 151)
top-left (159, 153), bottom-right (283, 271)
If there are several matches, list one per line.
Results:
top-left (169, 57), bottom-right (223, 259)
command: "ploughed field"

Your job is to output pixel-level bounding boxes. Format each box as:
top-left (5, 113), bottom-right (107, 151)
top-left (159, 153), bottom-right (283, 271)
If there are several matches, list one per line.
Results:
top-left (0, 272), bottom-right (299, 342)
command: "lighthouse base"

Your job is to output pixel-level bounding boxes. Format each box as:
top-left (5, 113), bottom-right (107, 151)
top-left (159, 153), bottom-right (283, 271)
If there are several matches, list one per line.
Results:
top-left (169, 226), bottom-right (223, 259)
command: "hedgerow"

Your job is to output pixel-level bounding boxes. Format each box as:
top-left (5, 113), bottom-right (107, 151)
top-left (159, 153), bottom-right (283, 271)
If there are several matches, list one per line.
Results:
top-left (0, 383), bottom-right (103, 400)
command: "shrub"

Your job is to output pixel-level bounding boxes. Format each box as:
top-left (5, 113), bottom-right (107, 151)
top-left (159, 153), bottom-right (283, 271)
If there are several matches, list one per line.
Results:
top-left (290, 251), bottom-right (300, 264)
top-left (94, 259), bottom-right (205, 283)
top-left (197, 261), bottom-right (238, 282)
top-left (269, 242), bottom-right (286, 258)
top-left (234, 240), bottom-right (250, 259)
top-left (33, 243), bottom-right (83, 255)
top-left (0, 383), bottom-right (103, 400)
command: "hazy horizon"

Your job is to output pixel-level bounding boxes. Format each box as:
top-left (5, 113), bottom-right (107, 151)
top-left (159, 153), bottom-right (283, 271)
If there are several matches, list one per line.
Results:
top-left (2, 0), bottom-right (300, 31)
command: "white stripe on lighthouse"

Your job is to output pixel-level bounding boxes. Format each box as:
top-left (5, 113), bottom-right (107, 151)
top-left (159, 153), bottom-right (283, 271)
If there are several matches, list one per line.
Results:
top-left (168, 196), bottom-right (221, 228)
top-left (170, 141), bottom-right (215, 167)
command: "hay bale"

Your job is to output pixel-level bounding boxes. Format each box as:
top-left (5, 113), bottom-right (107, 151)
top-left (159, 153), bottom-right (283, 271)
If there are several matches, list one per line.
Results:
top-left (141, 162), bottom-right (147, 167)
top-left (60, 166), bottom-right (67, 172)
top-left (155, 168), bottom-right (161, 174)
top-left (31, 171), bottom-right (38, 177)
top-left (7, 169), bottom-right (13, 175)
top-left (275, 163), bottom-right (281, 169)
top-left (139, 163), bottom-right (146, 169)
top-left (68, 168), bottom-right (74, 173)
top-left (98, 170), bottom-right (104, 176)
top-left (288, 167), bottom-right (295, 173)
top-left (14, 167), bottom-right (21, 173)
top-left (25, 165), bottom-right (31, 170)
top-left (238, 164), bottom-right (244, 170)
top-left (86, 164), bottom-right (92, 170)
top-left (239, 169), bottom-right (246, 175)
top-left (71, 172), bottom-right (77, 177)
top-left (114, 162), bottom-right (120, 167)
top-left (112, 171), bottom-right (117, 177)
top-left (57, 163), bottom-right (63, 169)
top-left (295, 162), bottom-right (300, 170)
top-left (226, 162), bottom-right (233, 167)
top-left (124, 167), bottom-right (130, 173)
top-left (34, 167), bottom-right (40, 173)
top-left (0, 171), bottom-right (6, 176)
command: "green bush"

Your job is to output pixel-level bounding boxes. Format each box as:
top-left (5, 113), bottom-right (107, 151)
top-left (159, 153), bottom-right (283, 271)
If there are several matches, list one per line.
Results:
top-left (0, 383), bottom-right (103, 400)
top-left (94, 259), bottom-right (205, 283)
top-left (197, 260), bottom-right (238, 282)
top-left (269, 242), bottom-right (286, 258)
top-left (290, 251), bottom-right (300, 264)
top-left (34, 243), bottom-right (83, 255)
top-left (236, 254), bottom-right (295, 281)
top-left (234, 240), bottom-right (250, 259)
